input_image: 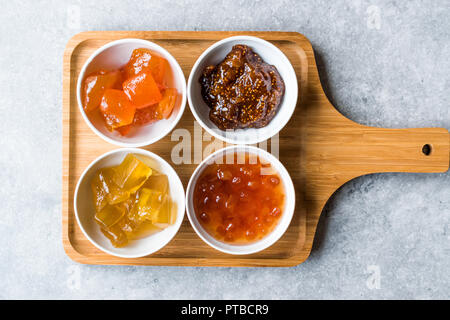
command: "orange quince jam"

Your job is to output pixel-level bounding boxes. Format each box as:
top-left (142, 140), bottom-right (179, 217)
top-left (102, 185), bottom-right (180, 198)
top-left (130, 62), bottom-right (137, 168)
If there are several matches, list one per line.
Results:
top-left (123, 72), bottom-right (163, 109)
top-left (122, 48), bottom-right (168, 85)
top-left (100, 89), bottom-right (136, 130)
top-left (82, 48), bottom-right (178, 136)
top-left (193, 153), bottom-right (285, 243)
top-left (82, 70), bottom-right (123, 113)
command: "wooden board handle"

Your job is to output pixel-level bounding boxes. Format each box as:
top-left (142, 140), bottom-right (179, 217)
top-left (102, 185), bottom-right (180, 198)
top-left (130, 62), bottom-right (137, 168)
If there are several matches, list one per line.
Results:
top-left (342, 126), bottom-right (450, 174)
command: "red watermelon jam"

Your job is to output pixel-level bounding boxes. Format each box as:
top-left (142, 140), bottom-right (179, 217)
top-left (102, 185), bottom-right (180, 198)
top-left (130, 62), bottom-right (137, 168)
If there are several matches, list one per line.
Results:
top-left (193, 153), bottom-right (285, 243)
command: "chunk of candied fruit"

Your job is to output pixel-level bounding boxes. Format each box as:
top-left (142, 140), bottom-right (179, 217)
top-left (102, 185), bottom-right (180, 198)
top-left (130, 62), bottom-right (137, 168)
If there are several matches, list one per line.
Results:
top-left (91, 168), bottom-right (129, 212)
top-left (122, 48), bottom-right (168, 85)
top-left (91, 168), bottom-right (110, 212)
top-left (115, 211), bottom-right (138, 236)
top-left (99, 89), bottom-right (136, 130)
top-left (123, 72), bottom-right (162, 109)
top-left (133, 105), bottom-right (161, 125)
top-left (112, 154), bottom-right (152, 193)
top-left (95, 204), bottom-right (125, 229)
top-left (156, 88), bottom-right (177, 119)
top-left (100, 222), bottom-right (128, 247)
top-left (142, 174), bottom-right (169, 194)
top-left (104, 168), bottom-right (130, 204)
top-left (83, 70), bottom-right (123, 113)
top-left (116, 124), bottom-right (132, 136)
top-left (148, 55), bottom-right (168, 86)
top-left (128, 188), bottom-right (166, 224)
top-left (153, 197), bottom-right (172, 228)
top-left (129, 220), bottom-right (162, 240)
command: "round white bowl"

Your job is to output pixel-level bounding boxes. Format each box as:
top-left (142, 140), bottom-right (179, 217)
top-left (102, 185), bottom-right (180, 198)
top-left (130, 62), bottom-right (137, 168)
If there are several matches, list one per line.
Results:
top-left (187, 36), bottom-right (298, 145)
top-left (74, 148), bottom-right (185, 258)
top-left (185, 145), bottom-right (296, 255)
top-left (76, 39), bottom-right (186, 147)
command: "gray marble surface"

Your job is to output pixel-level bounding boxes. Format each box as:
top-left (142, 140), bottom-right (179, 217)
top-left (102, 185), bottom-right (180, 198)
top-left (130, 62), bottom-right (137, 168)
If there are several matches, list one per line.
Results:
top-left (1, 0), bottom-right (449, 299)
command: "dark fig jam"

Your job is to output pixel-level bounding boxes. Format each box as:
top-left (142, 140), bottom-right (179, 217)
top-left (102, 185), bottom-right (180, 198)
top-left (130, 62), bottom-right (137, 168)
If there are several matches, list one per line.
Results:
top-left (199, 45), bottom-right (285, 130)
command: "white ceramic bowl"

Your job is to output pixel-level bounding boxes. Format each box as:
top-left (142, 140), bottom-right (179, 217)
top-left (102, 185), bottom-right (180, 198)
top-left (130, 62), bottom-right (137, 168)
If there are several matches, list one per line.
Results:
top-left (76, 39), bottom-right (186, 147)
top-left (74, 148), bottom-right (185, 258)
top-left (186, 145), bottom-right (296, 255)
top-left (187, 36), bottom-right (298, 145)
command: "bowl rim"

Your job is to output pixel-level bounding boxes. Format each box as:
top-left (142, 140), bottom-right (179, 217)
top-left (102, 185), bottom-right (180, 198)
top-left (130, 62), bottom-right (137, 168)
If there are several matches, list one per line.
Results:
top-left (73, 147), bottom-right (186, 258)
top-left (185, 145), bottom-right (296, 255)
top-left (76, 38), bottom-right (187, 148)
top-left (187, 35), bottom-right (298, 145)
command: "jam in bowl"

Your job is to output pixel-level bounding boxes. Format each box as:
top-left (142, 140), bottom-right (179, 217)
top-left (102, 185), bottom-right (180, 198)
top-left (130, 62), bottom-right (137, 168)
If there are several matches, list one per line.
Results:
top-left (186, 145), bottom-right (295, 255)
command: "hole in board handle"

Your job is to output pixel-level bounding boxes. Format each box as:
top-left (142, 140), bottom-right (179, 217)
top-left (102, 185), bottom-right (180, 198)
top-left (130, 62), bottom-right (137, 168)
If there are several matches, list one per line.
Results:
top-left (422, 144), bottom-right (432, 156)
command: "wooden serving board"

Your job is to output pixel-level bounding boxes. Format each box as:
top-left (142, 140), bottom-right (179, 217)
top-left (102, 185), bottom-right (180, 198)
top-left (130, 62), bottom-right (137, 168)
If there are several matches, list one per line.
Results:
top-left (63, 31), bottom-right (450, 267)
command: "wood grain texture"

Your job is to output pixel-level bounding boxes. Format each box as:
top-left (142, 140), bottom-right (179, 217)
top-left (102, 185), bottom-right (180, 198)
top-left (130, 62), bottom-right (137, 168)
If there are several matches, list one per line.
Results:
top-left (62, 31), bottom-right (450, 267)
